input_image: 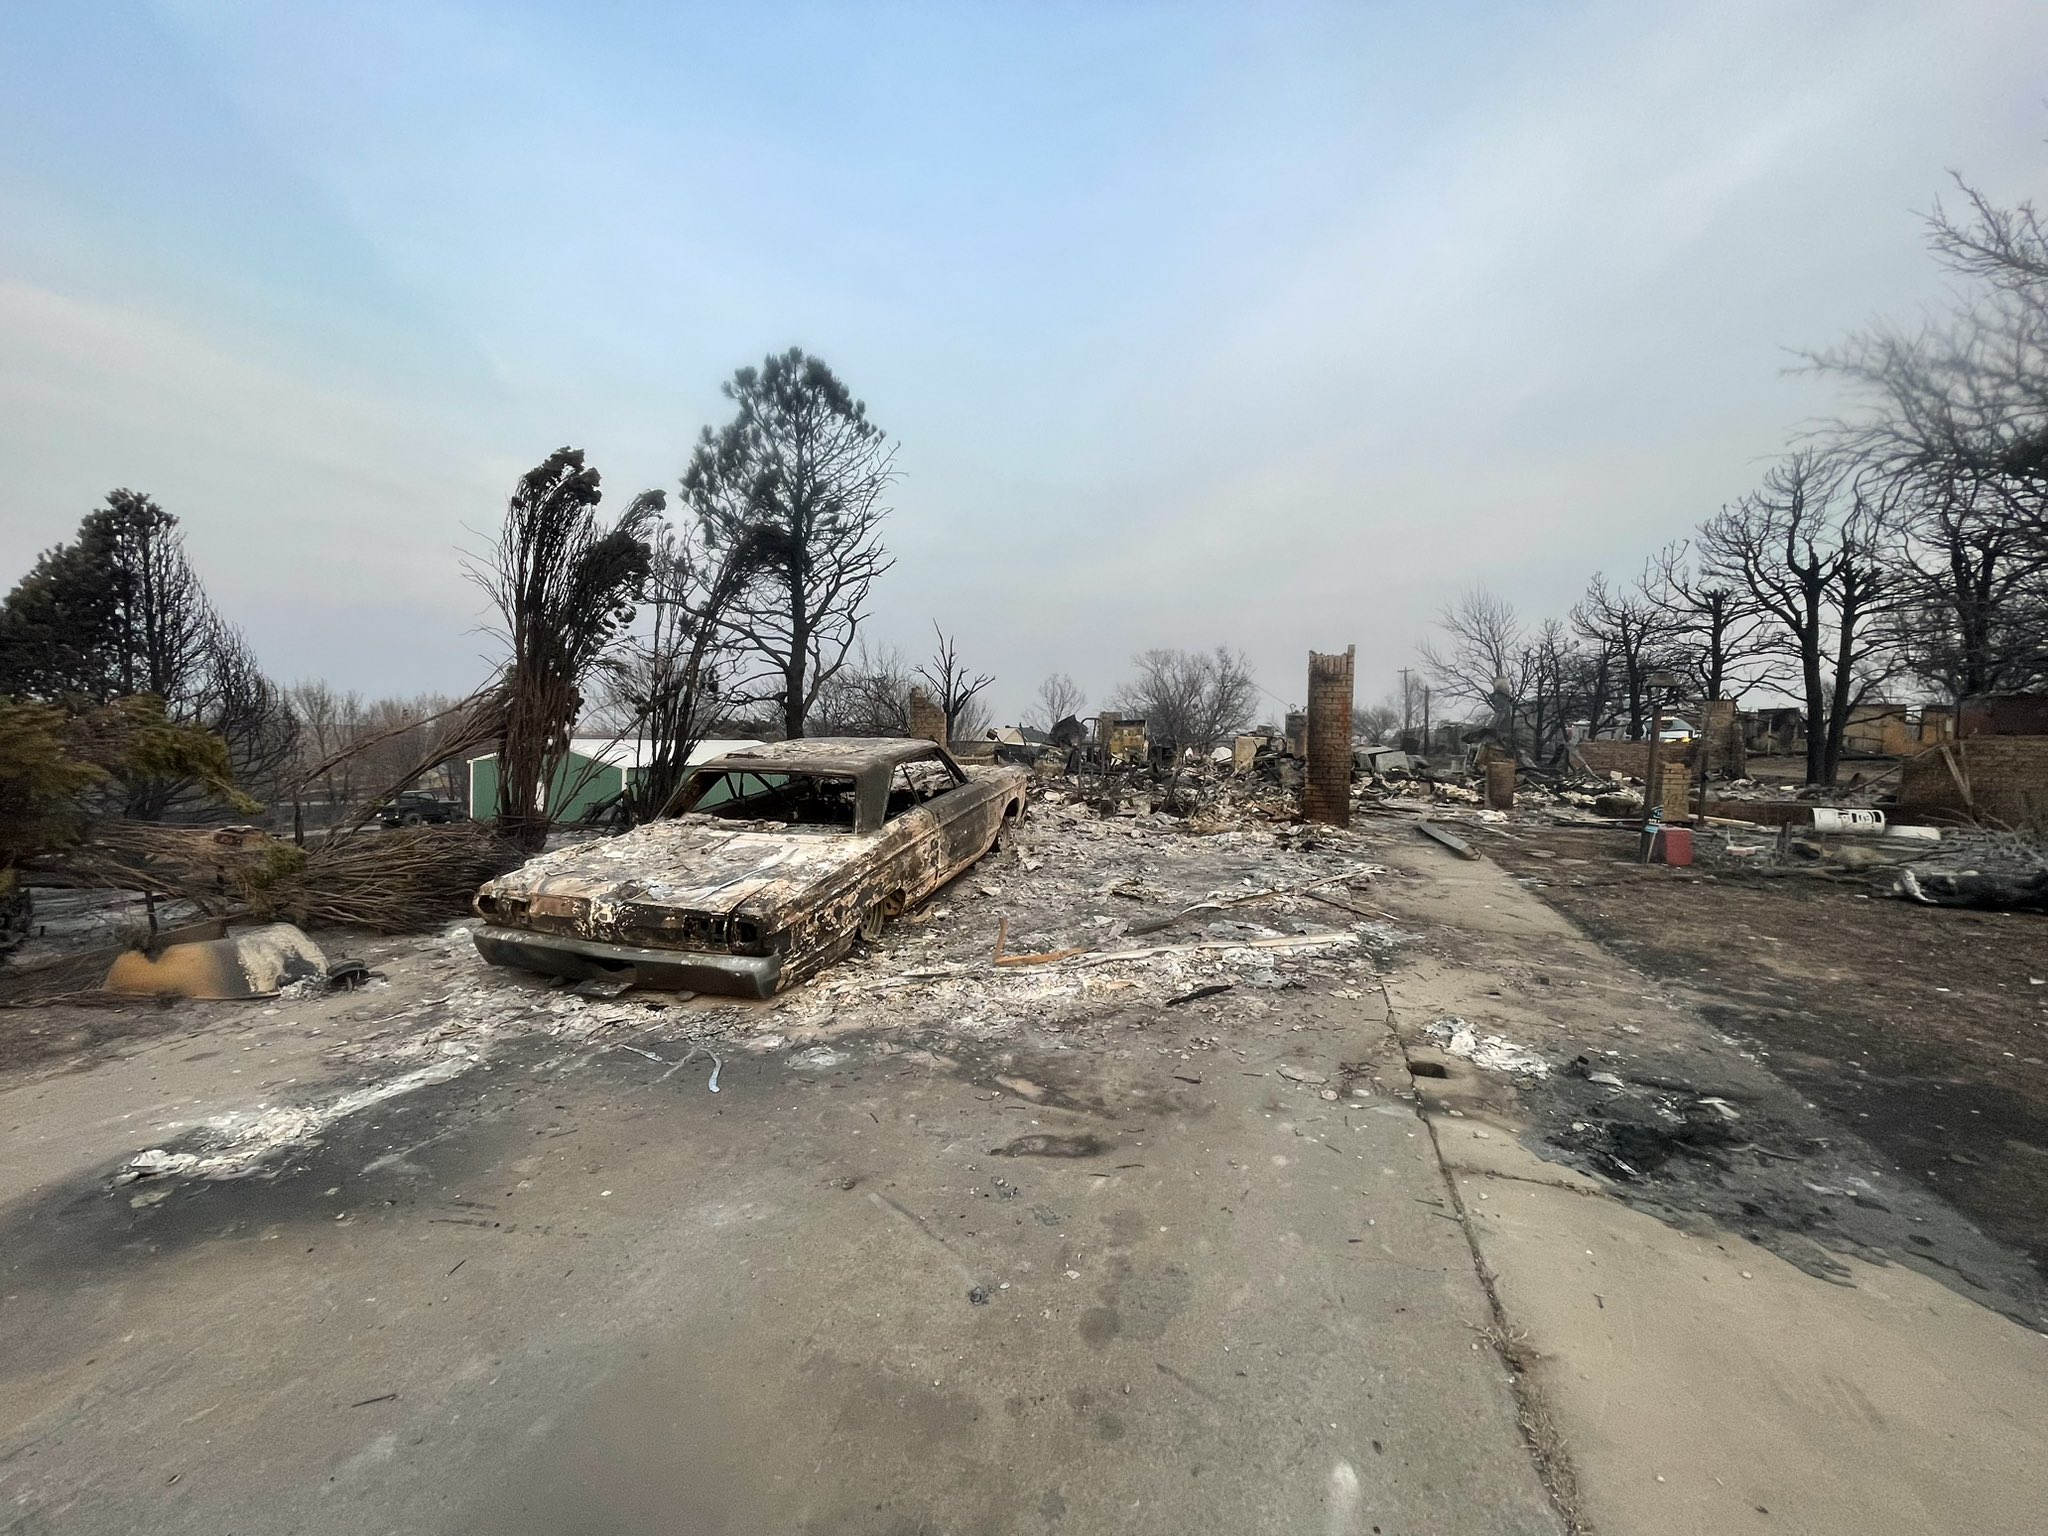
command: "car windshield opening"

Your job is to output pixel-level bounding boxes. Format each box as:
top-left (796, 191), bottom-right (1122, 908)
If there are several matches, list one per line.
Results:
top-left (677, 769), bottom-right (859, 831)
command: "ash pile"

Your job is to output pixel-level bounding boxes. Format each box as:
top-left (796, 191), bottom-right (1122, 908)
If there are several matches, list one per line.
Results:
top-left (765, 776), bottom-right (1403, 1058)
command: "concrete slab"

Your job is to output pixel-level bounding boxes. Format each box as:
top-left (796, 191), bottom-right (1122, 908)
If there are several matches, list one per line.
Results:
top-left (1374, 830), bottom-right (2048, 1536)
top-left (1464, 1171), bottom-right (2048, 1536)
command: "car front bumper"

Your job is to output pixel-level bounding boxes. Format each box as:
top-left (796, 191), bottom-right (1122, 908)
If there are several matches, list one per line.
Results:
top-left (470, 924), bottom-right (783, 999)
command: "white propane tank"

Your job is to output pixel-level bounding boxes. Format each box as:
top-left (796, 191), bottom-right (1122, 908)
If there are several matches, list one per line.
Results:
top-left (1810, 807), bottom-right (1886, 834)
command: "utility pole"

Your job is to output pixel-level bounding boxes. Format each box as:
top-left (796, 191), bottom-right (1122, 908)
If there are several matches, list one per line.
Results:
top-left (1398, 668), bottom-right (1414, 750)
top-left (1421, 686), bottom-right (1432, 763)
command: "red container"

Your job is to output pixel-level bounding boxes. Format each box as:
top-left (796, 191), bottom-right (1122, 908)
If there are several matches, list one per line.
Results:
top-left (1650, 826), bottom-right (1693, 866)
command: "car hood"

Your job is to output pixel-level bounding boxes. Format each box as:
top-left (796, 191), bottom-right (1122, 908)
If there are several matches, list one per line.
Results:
top-left (482, 817), bottom-right (888, 917)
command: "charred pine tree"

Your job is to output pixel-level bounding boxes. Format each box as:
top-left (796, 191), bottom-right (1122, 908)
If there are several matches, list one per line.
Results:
top-left (0, 490), bottom-right (293, 818)
top-left (683, 350), bottom-right (894, 739)
top-left (479, 449), bottom-right (657, 852)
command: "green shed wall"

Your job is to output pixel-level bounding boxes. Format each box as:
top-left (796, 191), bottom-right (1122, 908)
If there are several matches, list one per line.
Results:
top-left (467, 751), bottom-right (626, 822)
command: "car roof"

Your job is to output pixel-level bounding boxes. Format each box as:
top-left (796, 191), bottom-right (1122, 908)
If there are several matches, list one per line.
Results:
top-left (699, 737), bottom-right (950, 775)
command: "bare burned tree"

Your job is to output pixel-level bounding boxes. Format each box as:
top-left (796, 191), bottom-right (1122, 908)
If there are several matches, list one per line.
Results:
top-left (375, 693), bottom-right (473, 807)
top-left (288, 690), bottom-right (502, 841)
top-left (1519, 618), bottom-right (1589, 759)
top-left (1644, 541), bottom-right (1776, 703)
top-left (1570, 574), bottom-right (1677, 740)
top-left (600, 520), bottom-right (770, 821)
top-left (1699, 451), bottom-right (1902, 785)
top-left (1813, 174), bottom-right (2048, 699)
top-left (684, 349), bottom-right (894, 738)
top-left (916, 624), bottom-right (995, 742)
top-left (810, 641), bottom-right (915, 736)
top-left (286, 680), bottom-right (367, 814)
top-left (1420, 588), bottom-right (1525, 704)
top-left (1878, 469), bottom-right (2048, 698)
top-left (1113, 647), bottom-right (1258, 755)
top-left (1351, 699), bottom-right (1400, 746)
top-left (1420, 588), bottom-right (1529, 752)
top-left (201, 621), bottom-right (298, 806)
top-left (476, 448), bottom-right (658, 851)
top-left (1819, 177), bottom-right (2048, 537)
top-left (1027, 672), bottom-right (1086, 733)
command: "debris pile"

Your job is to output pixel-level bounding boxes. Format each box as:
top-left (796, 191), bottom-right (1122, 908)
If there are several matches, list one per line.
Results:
top-left (1424, 1015), bottom-right (1549, 1077)
top-left (766, 786), bottom-right (1400, 1047)
top-left (1895, 863), bottom-right (2048, 913)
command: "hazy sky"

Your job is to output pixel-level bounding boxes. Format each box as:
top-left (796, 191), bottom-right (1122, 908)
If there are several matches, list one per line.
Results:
top-left (3, 1), bottom-right (2043, 722)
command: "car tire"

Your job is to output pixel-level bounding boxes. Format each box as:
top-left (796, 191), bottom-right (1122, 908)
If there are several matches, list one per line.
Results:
top-left (402, 812), bottom-right (423, 827)
top-left (858, 902), bottom-right (886, 944)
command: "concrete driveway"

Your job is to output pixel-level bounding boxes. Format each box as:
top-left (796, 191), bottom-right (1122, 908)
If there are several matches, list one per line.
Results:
top-left (0, 906), bottom-right (1557, 1534)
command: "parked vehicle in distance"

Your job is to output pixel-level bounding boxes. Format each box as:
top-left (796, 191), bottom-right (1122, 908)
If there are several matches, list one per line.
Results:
top-left (377, 789), bottom-right (464, 827)
top-left (470, 738), bottom-right (1030, 997)
top-left (1659, 718), bottom-right (1696, 744)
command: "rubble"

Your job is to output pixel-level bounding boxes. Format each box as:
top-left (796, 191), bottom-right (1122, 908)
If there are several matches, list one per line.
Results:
top-left (1895, 865), bottom-right (2048, 913)
top-left (1424, 1015), bottom-right (1550, 1077)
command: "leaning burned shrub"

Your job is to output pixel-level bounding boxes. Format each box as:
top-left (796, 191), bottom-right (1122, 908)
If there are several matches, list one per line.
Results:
top-left (37, 821), bottom-right (525, 936)
top-left (245, 824), bottom-right (527, 933)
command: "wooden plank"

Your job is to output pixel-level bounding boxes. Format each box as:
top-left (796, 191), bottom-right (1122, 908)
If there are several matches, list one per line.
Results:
top-left (1414, 820), bottom-right (1480, 860)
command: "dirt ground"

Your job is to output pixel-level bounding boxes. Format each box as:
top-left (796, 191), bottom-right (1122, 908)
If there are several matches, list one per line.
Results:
top-left (1475, 819), bottom-right (2048, 1277)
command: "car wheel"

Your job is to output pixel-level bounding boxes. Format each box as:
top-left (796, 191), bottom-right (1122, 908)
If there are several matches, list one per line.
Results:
top-left (402, 812), bottom-right (423, 826)
top-left (858, 903), bottom-right (886, 944)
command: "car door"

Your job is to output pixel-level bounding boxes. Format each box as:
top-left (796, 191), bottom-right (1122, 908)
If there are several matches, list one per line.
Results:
top-left (872, 759), bottom-right (952, 907)
top-left (905, 753), bottom-right (999, 870)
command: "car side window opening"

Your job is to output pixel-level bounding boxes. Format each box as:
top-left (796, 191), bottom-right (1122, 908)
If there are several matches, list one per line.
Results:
top-left (885, 757), bottom-right (963, 820)
top-left (678, 769), bottom-right (859, 830)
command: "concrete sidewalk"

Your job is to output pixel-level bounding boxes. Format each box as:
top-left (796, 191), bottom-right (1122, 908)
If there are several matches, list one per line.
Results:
top-left (1376, 832), bottom-right (2048, 1536)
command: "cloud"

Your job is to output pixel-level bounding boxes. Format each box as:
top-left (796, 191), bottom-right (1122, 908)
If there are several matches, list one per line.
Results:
top-left (0, 277), bottom-right (513, 690)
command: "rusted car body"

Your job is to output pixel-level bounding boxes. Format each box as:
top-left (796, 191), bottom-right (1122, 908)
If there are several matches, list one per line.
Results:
top-left (470, 738), bottom-right (1028, 997)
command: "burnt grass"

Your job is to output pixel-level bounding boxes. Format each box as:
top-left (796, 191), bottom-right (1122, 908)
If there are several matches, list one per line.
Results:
top-left (1487, 824), bottom-right (2048, 1279)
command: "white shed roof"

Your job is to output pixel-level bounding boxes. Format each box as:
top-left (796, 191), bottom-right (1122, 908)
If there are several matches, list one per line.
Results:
top-left (469, 738), bottom-right (763, 769)
top-left (568, 737), bottom-right (763, 771)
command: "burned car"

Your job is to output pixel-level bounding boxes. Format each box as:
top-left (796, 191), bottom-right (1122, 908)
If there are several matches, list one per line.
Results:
top-left (471, 738), bottom-right (1029, 997)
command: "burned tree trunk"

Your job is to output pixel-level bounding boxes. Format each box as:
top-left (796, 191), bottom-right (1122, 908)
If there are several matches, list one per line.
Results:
top-left (475, 449), bottom-right (658, 852)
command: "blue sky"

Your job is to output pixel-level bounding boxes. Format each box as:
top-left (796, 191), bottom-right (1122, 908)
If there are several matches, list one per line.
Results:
top-left (3, 1), bottom-right (2044, 720)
